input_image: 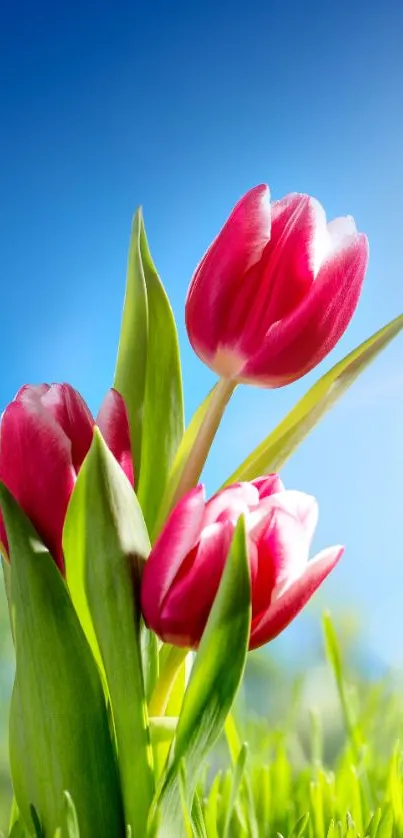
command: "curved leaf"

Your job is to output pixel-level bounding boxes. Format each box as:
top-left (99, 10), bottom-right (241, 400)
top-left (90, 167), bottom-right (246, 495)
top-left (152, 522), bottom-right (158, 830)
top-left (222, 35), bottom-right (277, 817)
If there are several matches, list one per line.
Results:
top-left (0, 485), bottom-right (124, 838)
top-left (224, 314), bottom-right (403, 485)
top-left (151, 516), bottom-right (251, 837)
top-left (137, 216), bottom-right (184, 537)
top-left (114, 210), bottom-right (148, 477)
top-left (65, 430), bottom-right (155, 835)
top-left (114, 209), bottom-right (184, 537)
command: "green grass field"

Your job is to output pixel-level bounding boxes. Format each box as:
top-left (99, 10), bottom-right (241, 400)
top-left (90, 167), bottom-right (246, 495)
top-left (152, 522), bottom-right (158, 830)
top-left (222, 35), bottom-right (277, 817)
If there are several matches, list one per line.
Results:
top-left (0, 581), bottom-right (402, 837)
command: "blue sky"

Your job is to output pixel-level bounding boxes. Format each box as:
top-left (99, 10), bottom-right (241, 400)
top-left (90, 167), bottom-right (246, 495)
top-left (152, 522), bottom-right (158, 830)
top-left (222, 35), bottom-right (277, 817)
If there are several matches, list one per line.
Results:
top-left (1, 0), bottom-right (403, 664)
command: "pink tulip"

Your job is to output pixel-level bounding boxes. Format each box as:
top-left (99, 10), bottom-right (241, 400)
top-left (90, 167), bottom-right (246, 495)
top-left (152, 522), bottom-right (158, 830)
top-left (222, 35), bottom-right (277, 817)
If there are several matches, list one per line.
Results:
top-left (141, 476), bottom-right (343, 650)
top-left (186, 185), bottom-right (369, 387)
top-left (0, 383), bottom-right (134, 572)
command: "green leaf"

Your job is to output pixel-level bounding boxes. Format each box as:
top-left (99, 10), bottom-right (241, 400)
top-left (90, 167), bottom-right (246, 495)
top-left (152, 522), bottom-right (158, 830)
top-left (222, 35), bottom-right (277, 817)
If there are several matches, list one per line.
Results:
top-left (65, 429), bottom-right (155, 836)
top-left (224, 716), bottom-right (258, 838)
top-left (153, 385), bottom-right (217, 541)
top-left (114, 209), bottom-right (148, 477)
top-left (8, 822), bottom-right (31, 838)
top-left (366, 809), bottom-right (382, 836)
top-left (29, 808), bottom-right (44, 838)
top-left (224, 314), bottom-right (403, 485)
top-left (289, 812), bottom-right (310, 837)
top-left (322, 613), bottom-right (360, 758)
top-left (114, 209), bottom-right (184, 537)
top-left (136, 215), bottom-right (184, 537)
top-left (0, 484), bottom-right (124, 838)
top-left (151, 516), bottom-right (251, 837)
top-left (375, 805), bottom-right (394, 838)
top-left (222, 743), bottom-right (248, 838)
top-left (178, 764), bottom-right (193, 838)
top-left (63, 793), bottom-right (80, 838)
top-left (191, 793), bottom-right (208, 838)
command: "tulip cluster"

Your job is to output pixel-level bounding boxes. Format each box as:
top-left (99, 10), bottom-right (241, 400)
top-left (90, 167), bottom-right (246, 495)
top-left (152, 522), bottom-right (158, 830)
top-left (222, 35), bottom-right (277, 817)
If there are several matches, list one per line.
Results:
top-left (1, 180), bottom-right (394, 838)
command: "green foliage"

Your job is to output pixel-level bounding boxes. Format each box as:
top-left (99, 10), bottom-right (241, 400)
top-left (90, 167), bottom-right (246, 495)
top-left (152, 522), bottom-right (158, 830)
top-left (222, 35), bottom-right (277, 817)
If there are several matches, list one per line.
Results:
top-left (150, 517), bottom-right (251, 837)
top-left (224, 313), bottom-right (403, 485)
top-left (114, 209), bottom-right (184, 537)
top-left (2, 579), bottom-right (403, 835)
top-left (64, 430), bottom-right (155, 835)
top-left (196, 616), bottom-right (403, 837)
top-left (0, 485), bottom-right (124, 838)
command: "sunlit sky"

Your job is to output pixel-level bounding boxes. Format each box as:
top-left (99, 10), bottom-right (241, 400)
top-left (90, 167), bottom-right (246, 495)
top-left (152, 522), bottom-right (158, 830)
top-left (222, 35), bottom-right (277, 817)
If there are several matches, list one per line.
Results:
top-left (1, 0), bottom-right (403, 665)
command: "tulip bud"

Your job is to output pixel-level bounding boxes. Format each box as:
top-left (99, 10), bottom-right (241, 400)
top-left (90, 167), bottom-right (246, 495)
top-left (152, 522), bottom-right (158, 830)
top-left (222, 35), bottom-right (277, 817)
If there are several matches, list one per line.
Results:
top-left (141, 476), bottom-right (343, 650)
top-left (186, 185), bottom-right (369, 387)
top-left (0, 383), bottom-right (133, 571)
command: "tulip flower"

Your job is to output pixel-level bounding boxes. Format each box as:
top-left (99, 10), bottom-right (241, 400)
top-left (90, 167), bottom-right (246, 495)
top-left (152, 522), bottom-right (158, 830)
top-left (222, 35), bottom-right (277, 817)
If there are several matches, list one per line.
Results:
top-left (141, 475), bottom-right (343, 650)
top-left (0, 383), bottom-right (133, 572)
top-left (186, 185), bottom-right (369, 387)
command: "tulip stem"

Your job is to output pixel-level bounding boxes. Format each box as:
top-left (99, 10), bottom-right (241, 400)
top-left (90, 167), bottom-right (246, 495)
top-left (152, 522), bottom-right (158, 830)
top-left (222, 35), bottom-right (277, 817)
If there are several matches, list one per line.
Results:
top-left (169, 377), bottom-right (236, 511)
top-left (149, 645), bottom-right (188, 716)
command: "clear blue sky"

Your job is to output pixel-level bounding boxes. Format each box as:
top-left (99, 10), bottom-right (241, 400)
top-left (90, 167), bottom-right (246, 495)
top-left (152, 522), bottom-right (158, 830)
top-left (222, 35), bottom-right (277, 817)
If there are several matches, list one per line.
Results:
top-left (1, 0), bottom-right (403, 664)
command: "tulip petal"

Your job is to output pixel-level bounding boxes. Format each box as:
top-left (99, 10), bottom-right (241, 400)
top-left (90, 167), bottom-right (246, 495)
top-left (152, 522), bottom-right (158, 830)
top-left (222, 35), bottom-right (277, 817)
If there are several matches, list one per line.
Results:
top-left (252, 474), bottom-right (284, 498)
top-left (15, 384), bottom-right (51, 403)
top-left (96, 389), bottom-right (134, 486)
top-left (250, 545), bottom-right (343, 649)
top-left (313, 215), bottom-right (358, 276)
top-left (185, 185), bottom-right (271, 358)
top-left (221, 194), bottom-right (320, 357)
top-left (160, 520), bottom-right (235, 647)
top-left (40, 383), bottom-right (94, 472)
top-left (243, 232), bottom-right (369, 386)
top-left (250, 490), bottom-right (317, 617)
top-left (202, 482), bottom-right (259, 527)
top-left (141, 485), bottom-right (206, 632)
top-left (0, 400), bottom-right (76, 571)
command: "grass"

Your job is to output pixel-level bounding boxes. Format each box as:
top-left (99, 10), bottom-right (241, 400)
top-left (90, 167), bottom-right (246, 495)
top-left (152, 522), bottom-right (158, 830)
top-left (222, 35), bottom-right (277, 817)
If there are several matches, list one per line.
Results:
top-left (0, 594), bottom-right (402, 836)
top-left (196, 615), bottom-right (403, 837)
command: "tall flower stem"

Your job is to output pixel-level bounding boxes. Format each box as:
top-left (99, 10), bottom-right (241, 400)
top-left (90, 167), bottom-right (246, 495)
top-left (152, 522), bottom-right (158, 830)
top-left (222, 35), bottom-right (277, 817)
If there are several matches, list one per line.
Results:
top-left (148, 646), bottom-right (188, 717)
top-left (168, 377), bottom-right (236, 513)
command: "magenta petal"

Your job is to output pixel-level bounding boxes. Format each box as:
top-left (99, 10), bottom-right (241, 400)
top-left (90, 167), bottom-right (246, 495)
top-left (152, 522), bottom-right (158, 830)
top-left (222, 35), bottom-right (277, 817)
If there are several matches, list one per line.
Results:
top-left (160, 520), bottom-right (234, 647)
top-left (0, 400), bottom-right (76, 571)
top-left (252, 474), bottom-right (284, 499)
top-left (243, 233), bottom-right (369, 386)
top-left (249, 492), bottom-right (313, 618)
top-left (15, 383), bottom-right (51, 403)
top-left (223, 194), bottom-right (319, 356)
top-left (141, 485), bottom-right (206, 633)
top-left (202, 482), bottom-right (259, 527)
top-left (250, 546), bottom-right (343, 649)
top-left (40, 384), bottom-right (95, 472)
top-left (185, 185), bottom-right (271, 358)
top-left (96, 389), bottom-right (134, 486)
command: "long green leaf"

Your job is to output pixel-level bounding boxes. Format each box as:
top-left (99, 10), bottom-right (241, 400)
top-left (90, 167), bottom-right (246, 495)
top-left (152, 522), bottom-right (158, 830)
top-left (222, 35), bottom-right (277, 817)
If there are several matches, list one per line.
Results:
top-left (224, 314), bottom-right (403, 485)
top-left (0, 484), bottom-right (124, 838)
top-left (137, 215), bottom-right (184, 537)
top-left (65, 430), bottom-right (155, 835)
top-left (151, 516), bottom-right (251, 837)
top-left (114, 209), bottom-right (148, 477)
top-left (114, 209), bottom-right (184, 538)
